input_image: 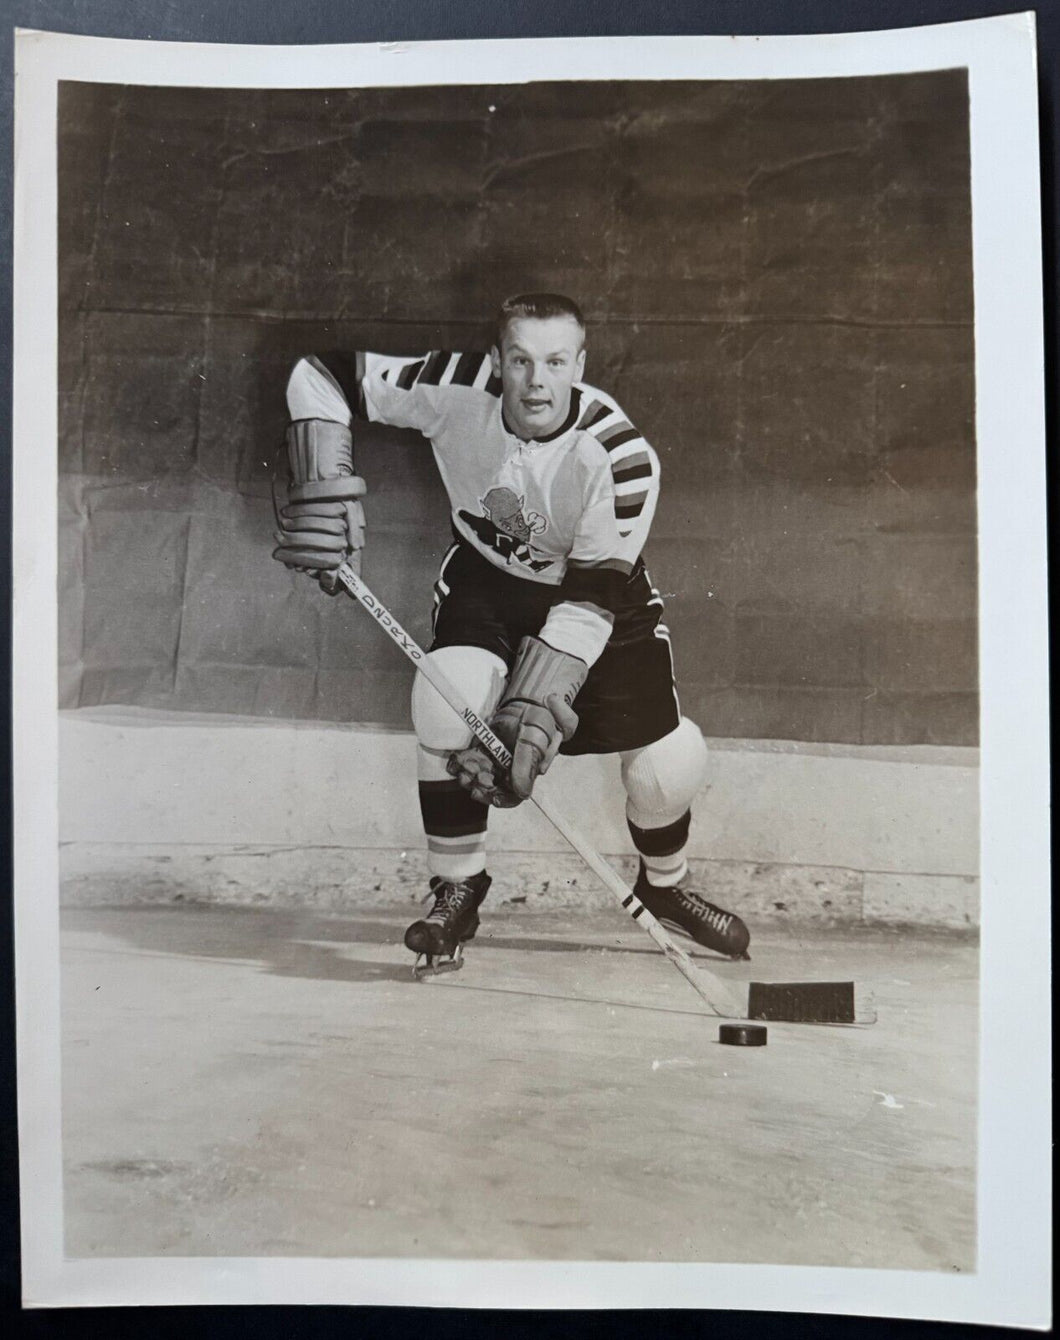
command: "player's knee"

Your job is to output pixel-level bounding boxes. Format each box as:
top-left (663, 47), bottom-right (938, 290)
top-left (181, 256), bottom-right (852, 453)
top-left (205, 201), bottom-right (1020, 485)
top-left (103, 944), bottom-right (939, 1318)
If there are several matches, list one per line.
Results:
top-left (621, 717), bottom-right (708, 825)
top-left (411, 646), bottom-right (508, 752)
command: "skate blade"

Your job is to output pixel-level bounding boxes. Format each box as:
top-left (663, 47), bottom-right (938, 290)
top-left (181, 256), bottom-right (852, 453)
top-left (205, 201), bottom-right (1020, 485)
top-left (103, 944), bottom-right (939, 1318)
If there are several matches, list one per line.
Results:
top-left (412, 946), bottom-right (465, 980)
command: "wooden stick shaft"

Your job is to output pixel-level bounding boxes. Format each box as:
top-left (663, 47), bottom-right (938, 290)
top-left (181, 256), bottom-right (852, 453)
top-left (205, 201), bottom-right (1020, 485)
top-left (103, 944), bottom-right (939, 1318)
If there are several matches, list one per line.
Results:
top-left (335, 562), bottom-right (744, 1018)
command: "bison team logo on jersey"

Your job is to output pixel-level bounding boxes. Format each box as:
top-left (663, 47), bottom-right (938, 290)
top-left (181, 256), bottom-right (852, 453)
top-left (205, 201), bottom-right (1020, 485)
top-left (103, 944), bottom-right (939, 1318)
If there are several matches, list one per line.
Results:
top-left (458, 487), bottom-right (553, 572)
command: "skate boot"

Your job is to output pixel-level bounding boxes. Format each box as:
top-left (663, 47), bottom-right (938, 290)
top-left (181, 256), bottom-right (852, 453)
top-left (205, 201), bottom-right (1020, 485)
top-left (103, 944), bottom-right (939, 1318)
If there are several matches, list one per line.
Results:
top-left (404, 871), bottom-right (492, 978)
top-left (634, 861), bottom-right (751, 960)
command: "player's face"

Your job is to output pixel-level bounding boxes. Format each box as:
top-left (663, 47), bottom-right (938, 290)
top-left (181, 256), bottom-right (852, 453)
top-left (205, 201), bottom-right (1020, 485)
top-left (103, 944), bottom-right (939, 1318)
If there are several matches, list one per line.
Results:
top-left (491, 316), bottom-right (586, 440)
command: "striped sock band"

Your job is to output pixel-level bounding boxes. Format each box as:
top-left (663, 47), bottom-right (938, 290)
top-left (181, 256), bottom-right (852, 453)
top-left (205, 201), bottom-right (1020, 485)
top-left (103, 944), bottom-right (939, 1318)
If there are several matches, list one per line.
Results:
top-left (628, 809), bottom-right (691, 889)
top-left (419, 779), bottom-right (489, 881)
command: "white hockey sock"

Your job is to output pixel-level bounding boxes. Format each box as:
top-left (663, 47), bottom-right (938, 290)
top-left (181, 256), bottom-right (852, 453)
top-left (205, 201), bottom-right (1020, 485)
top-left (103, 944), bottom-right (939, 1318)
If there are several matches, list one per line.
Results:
top-left (641, 850), bottom-right (689, 889)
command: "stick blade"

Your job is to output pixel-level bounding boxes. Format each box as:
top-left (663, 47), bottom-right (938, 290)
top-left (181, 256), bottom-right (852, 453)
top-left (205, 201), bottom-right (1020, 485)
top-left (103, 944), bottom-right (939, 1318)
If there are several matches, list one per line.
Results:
top-left (746, 980), bottom-right (876, 1025)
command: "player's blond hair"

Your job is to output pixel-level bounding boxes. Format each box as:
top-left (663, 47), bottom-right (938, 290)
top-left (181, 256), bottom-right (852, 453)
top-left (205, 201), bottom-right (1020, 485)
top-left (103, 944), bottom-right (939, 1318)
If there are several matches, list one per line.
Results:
top-left (495, 293), bottom-right (586, 350)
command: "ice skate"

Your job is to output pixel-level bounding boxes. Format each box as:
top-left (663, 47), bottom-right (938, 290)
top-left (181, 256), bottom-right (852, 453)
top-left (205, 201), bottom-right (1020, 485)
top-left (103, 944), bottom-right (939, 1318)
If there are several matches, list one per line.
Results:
top-left (634, 861), bottom-right (751, 960)
top-left (404, 872), bottom-right (492, 979)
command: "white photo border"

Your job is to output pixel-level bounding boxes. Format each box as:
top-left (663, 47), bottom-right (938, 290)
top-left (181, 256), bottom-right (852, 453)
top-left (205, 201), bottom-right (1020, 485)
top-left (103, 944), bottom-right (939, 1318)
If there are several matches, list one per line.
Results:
top-left (12, 16), bottom-right (1052, 1325)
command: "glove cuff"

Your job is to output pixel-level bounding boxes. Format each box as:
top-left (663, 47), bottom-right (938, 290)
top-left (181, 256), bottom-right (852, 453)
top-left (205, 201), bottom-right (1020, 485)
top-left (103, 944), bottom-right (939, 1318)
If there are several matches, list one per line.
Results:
top-left (504, 636), bottom-right (588, 711)
top-left (287, 417), bottom-right (363, 475)
top-left (289, 476), bottom-right (367, 503)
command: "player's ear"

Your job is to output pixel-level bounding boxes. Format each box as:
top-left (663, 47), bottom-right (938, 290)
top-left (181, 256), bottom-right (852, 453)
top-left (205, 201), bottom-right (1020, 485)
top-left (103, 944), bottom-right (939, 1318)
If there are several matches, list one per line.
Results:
top-left (575, 346), bottom-right (586, 380)
top-left (490, 345), bottom-right (502, 378)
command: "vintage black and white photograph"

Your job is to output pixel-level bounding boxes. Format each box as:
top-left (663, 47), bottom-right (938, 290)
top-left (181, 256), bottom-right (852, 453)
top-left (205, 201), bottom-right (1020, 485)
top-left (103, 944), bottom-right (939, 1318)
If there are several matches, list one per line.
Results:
top-left (12, 17), bottom-right (1051, 1322)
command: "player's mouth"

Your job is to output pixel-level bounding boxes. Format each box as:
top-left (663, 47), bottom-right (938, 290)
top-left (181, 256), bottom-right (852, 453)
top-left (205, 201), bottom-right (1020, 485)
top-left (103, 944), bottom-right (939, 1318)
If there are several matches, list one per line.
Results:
top-left (521, 398), bottom-right (551, 412)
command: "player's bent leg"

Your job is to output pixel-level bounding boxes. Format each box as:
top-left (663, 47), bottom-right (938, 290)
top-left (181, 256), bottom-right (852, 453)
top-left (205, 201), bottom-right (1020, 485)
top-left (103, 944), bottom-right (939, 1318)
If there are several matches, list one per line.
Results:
top-left (621, 716), bottom-right (708, 886)
top-left (407, 647), bottom-right (508, 970)
top-left (412, 645), bottom-right (510, 754)
top-left (412, 645), bottom-right (508, 875)
top-left (621, 718), bottom-right (750, 960)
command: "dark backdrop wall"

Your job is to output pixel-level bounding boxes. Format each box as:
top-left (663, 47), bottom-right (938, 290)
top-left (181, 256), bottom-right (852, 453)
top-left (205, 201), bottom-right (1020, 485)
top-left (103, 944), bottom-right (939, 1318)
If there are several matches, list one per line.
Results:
top-left (57, 73), bottom-right (976, 745)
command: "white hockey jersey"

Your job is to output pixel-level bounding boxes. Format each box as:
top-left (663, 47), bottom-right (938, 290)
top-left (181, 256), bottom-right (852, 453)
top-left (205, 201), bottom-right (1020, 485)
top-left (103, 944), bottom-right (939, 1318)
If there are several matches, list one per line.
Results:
top-left (286, 350), bottom-right (661, 667)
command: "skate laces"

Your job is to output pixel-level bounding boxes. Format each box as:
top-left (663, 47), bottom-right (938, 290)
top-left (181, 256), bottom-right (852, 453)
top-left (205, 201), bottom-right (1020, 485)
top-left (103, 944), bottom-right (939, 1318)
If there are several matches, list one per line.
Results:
top-left (424, 882), bottom-right (471, 923)
top-left (676, 888), bottom-right (734, 934)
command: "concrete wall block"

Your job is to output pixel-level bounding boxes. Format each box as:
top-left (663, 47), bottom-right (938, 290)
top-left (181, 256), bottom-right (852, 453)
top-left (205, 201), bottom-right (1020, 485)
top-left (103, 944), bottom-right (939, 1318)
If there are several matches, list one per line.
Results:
top-left (734, 612), bottom-right (867, 688)
top-left (730, 535), bottom-right (868, 620)
top-left (744, 171), bottom-right (877, 323)
top-left (871, 74), bottom-right (972, 323)
top-left (861, 690), bottom-right (979, 748)
top-left (90, 92), bottom-right (232, 312)
top-left (58, 842), bottom-right (431, 909)
top-left (867, 472), bottom-right (977, 541)
top-left (683, 858), bottom-right (864, 924)
top-left (863, 871), bottom-right (979, 929)
top-left (875, 191), bottom-right (972, 326)
top-left (58, 843), bottom-right (976, 931)
top-left (666, 603), bottom-right (736, 690)
top-left (695, 739), bottom-right (979, 874)
top-left (873, 327), bottom-right (975, 458)
top-left (871, 69), bottom-right (970, 179)
top-left (865, 619), bottom-right (978, 695)
top-left (697, 685), bottom-right (870, 745)
top-left (474, 200), bottom-right (606, 315)
top-left (743, 76), bottom-right (878, 165)
top-left (862, 533), bottom-right (978, 623)
top-left (742, 82), bottom-right (879, 326)
top-left (610, 191), bottom-right (747, 320)
top-left (211, 150), bottom-right (351, 315)
top-left (354, 116), bottom-right (490, 200)
top-left (738, 324), bottom-right (878, 483)
top-left (77, 312), bottom-right (207, 477)
top-left (616, 83), bottom-right (749, 193)
top-left (59, 713), bottom-right (979, 882)
top-left (57, 84), bottom-right (123, 315)
top-left (81, 510), bottom-right (190, 677)
top-left (729, 475), bottom-right (871, 538)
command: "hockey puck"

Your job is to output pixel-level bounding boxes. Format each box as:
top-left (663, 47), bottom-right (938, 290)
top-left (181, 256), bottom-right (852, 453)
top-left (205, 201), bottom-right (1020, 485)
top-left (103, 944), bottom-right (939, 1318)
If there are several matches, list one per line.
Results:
top-left (719, 1023), bottom-right (768, 1047)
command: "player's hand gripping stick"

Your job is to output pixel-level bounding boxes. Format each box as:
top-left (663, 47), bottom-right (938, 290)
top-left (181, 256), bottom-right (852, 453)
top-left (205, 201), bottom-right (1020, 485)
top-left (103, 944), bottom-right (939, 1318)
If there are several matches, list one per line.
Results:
top-left (448, 636), bottom-right (586, 807)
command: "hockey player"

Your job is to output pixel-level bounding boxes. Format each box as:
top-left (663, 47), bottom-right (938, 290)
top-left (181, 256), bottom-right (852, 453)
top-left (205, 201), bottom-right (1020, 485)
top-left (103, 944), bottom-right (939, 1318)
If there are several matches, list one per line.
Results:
top-left (275, 293), bottom-right (750, 972)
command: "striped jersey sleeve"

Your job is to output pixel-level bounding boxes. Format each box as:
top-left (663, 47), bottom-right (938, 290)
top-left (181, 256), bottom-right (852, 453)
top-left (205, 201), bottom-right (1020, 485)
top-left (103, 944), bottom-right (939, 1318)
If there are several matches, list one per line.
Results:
top-left (286, 350), bottom-right (500, 432)
top-left (361, 350), bottom-right (500, 435)
top-left (538, 388), bottom-right (661, 666)
top-left (574, 389), bottom-right (660, 548)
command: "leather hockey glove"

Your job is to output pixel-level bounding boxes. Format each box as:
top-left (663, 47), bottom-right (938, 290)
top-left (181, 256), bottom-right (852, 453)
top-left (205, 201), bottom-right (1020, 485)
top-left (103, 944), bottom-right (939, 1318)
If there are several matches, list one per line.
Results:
top-left (272, 419), bottom-right (367, 586)
top-left (448, 636), bottom-right (587, 807)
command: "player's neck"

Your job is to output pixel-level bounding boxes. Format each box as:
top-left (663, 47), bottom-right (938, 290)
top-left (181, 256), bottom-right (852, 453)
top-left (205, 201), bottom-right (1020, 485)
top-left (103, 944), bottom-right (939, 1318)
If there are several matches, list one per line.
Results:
top-left (502, 388), bottom-right (582, 443)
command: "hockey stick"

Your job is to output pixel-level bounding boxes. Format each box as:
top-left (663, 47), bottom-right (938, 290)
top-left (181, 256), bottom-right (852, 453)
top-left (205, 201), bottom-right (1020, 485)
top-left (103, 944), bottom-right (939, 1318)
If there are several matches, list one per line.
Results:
top-left (333, 561), bottom-right (875, 1025)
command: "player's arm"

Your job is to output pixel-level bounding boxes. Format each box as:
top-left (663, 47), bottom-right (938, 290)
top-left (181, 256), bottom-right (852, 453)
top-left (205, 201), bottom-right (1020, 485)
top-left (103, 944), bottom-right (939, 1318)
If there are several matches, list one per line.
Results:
top-left (273, 356), bottom-right (367, 583)
top-left (287, 348), bottom-right (496, 435)
top-left (276, 349), bottom-right (489, 582)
